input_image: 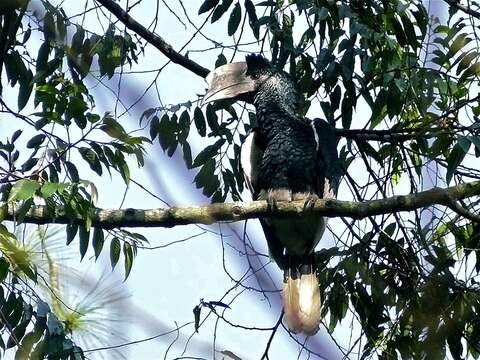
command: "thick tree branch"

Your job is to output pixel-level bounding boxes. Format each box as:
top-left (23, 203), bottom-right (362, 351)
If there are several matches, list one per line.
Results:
top-left (1, 181), bottom-right (479, 228)
top-left (443, 0), bottom-right (480, 19)
top-left (335, 125), bottom-right (477, 142)
top-left (95, 0), bottom-right (210, 78)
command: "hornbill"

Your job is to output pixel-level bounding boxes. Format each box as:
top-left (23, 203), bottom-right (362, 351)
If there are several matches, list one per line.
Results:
top-left (203, 54), bottom-right (342, 335)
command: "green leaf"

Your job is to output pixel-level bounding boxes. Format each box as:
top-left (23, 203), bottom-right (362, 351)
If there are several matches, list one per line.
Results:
top-left (390, 16), bottom-right (407, 46)
top-left (459, 62), bottom-right (480, 83)
top-left (192, 139), bottom-right (225, 168)
top-left (400, 14), bottom-right (418, 48)
top-left (100, 116), bottom-right (127, 140)
top-left (341, 96), bottom-right (353, 129)
top-left (446, 142), bottom-right (467, 184)
top-left (194, 107), bottom-right (206, 136)
top-left (110, 237), bottom-right (121, 270)
top-left (123, 242), bottom-right (134, 280)
top-left (245, 0), bottom-right (259, 39)
top-left (228, 3), bottom-right (241, 36)
top-left (211, 0), bottom-right (233, 23)
top-left (21, 157), bottom-right (38, 173)
top-left (198, 0), bottom-right (219, 14)
top-left (66, 224), bottom-right (78, 245)
top-left (450, 33), bottom-right (470, 58)
top-left (79, 147), bottom-right (102, 176)
top-left (149, 115), bottom-right (160, 140)
top-left (18, 71), bottom-right (33, 111)
top-left (40, 182), bottom-right (58, 198)
top-left (206, 104), bottom-right (220, 135)
top-left (79, 226), bottom-right (90, 261)
top-left (178, 110), bottom-right (190, 143)
top-left (182, 142), bottom-right (193, 169)
top-left (11, 130), bottom-right (22, 143)
top-left (65, 161), bottom-right (79, 182)
top-left (457, 51), bottom-right (479, 75)
top-left (457, 136), bottom-right (471, 153)
top-left (26, 134), bottom-right (46, 149)
top-left (193, 305), bottom-right (201, 332)
top-left (8, 180), bottom-right (40, 201)
top-left (158, 114), bottom-right (177, 152)
top-left (92, 227), bottom-right (104, 260)
top-left (330, 85), bottom-right (341, 111)
top-left (215, 54), bottom-right (227, 68)
top-left (0, 258), bottom-right (8, 282)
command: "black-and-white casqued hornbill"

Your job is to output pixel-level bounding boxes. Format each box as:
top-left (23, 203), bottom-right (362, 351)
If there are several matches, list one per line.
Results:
top-left (203, 54), bottom-right (342, 335)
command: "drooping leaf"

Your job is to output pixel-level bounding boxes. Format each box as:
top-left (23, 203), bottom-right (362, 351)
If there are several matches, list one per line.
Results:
top-left (79, 226), bottom-right (90, 260)
top-left (92, 227), bottom-right (104, 260)
top-left (26, 134), bottom-right (46, 149)
top-left (194, 107), bottom-right (206, 136)
top-left (123, 242), bottom-right (133, 280)
top-left (227, 3), bottom-right (241, 36)
top-left (8, 180), bottom-right (40, 201)
top-left (110, 237), bottom-right (121, 270)
top-left (198, 0), bottom-right (219, 15)
top-left (66, 224), bottom-right (78, 245)
top-left (211, 0), bottom-right (233, 23)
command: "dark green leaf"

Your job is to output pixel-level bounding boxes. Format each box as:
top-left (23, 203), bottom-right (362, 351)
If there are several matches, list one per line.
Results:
top-left (18, 72), bottom-right (33, 111)
top-left (198, 0), bottom-right (219, 14)
top-left (193, 305), bottom-right (201, 332)
top-left (92, 228), bottom-right (104, 260)
top-left (21, 157), bottom-right (38, 173)
top-left (182, 142), bottom-right (193, 169)
top-left (192, 139), bottom-right (225, 168)
top-left (194, 107), bottom-right (207, 136)
top-left (211, 0), bottom-right (233, 23)
top-left (110, 237), bottom-right (121, 270)
top-left (123, 242), bottom-right (134, 280)
top-left (446, 142), bottom-right (467, 184)
top-left (79, 226), bottom-right (90, 260)
top-left (65, 161), bottom-right (79, 182)
top-left (26, 134), bottom-right (46, 149)
top-left (79, 147), bottom-right (102, 176)
top-left (206, 104), bottom-right (220, 135)
top-left (11, 130), bottom-right (22, 143)
top-left (228, 3), bottom-right (241, 36)
top-left (215, 53), bottom-right (227, 68)
top-left (149, 115), bottom-right (159, 141)
top-left (208, 301), bottom-right (231, 309)
top-left (245, 0), bottom-right (259, 39)
top-left (66, 224), bottom-right (78, 245)
top-left (0, 258), bottom-right (9, 282)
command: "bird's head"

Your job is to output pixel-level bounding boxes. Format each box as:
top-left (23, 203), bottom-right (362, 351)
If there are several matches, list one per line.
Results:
top-left (203, 54), bottom-right (299, 115)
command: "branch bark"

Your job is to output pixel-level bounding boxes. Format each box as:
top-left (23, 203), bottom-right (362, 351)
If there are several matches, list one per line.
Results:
top-left (442, 0), bottom-right (480, 20)
top-left (1, 181), bottom-right (479, 229)
top-left (335, 125), bottom-right (477, 142)
top-left (95, 0), bottom-right (210, 78)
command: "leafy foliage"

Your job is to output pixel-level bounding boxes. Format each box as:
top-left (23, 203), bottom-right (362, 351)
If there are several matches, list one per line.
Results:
top-left (2, 0), bottom-right (480, 358)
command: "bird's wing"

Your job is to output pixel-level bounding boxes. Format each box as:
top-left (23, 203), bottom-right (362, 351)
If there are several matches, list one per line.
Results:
top-left (311, 118), bottom-right (342, 199)
top-left (240, 131), bottom-right (263, 199)
top-left (240, 132), bottom-right (287, 266)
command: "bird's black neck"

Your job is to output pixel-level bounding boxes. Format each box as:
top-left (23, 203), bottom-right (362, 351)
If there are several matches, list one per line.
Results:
top-left (253, 96), bottom-right (304, 145)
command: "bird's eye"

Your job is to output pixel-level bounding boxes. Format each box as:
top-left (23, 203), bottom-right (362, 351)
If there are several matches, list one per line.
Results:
top-left (251, 73), bottom-right (260, 80)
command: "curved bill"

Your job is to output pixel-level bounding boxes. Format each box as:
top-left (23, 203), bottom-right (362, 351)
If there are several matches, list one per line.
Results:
top-left (202, 62), bottom-right (256, 105)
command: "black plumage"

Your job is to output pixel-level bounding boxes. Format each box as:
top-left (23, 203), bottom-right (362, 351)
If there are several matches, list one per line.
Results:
top-left (203, 54), bottom-right (342, 335)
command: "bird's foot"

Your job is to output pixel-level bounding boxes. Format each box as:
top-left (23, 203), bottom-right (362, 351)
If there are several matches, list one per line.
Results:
top-left (261, 189), bottom-right (292, 210)
top-left (292, 192), bottom-right (320, 211)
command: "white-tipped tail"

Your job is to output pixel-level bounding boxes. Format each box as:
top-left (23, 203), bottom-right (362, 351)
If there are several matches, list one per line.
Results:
top-left (283, 272), bottom-right (321, 335)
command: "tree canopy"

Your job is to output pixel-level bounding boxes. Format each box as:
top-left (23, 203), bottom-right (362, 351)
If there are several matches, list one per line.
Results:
top-left (1, 0), bottom-right (480, 359)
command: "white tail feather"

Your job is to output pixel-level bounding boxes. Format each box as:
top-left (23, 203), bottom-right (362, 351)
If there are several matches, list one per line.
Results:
top-left (283, 272), bottom-right (321, 335)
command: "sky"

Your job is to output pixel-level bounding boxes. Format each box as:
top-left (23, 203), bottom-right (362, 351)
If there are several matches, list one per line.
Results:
top-left (0, 0), bottom-right (451, 359)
